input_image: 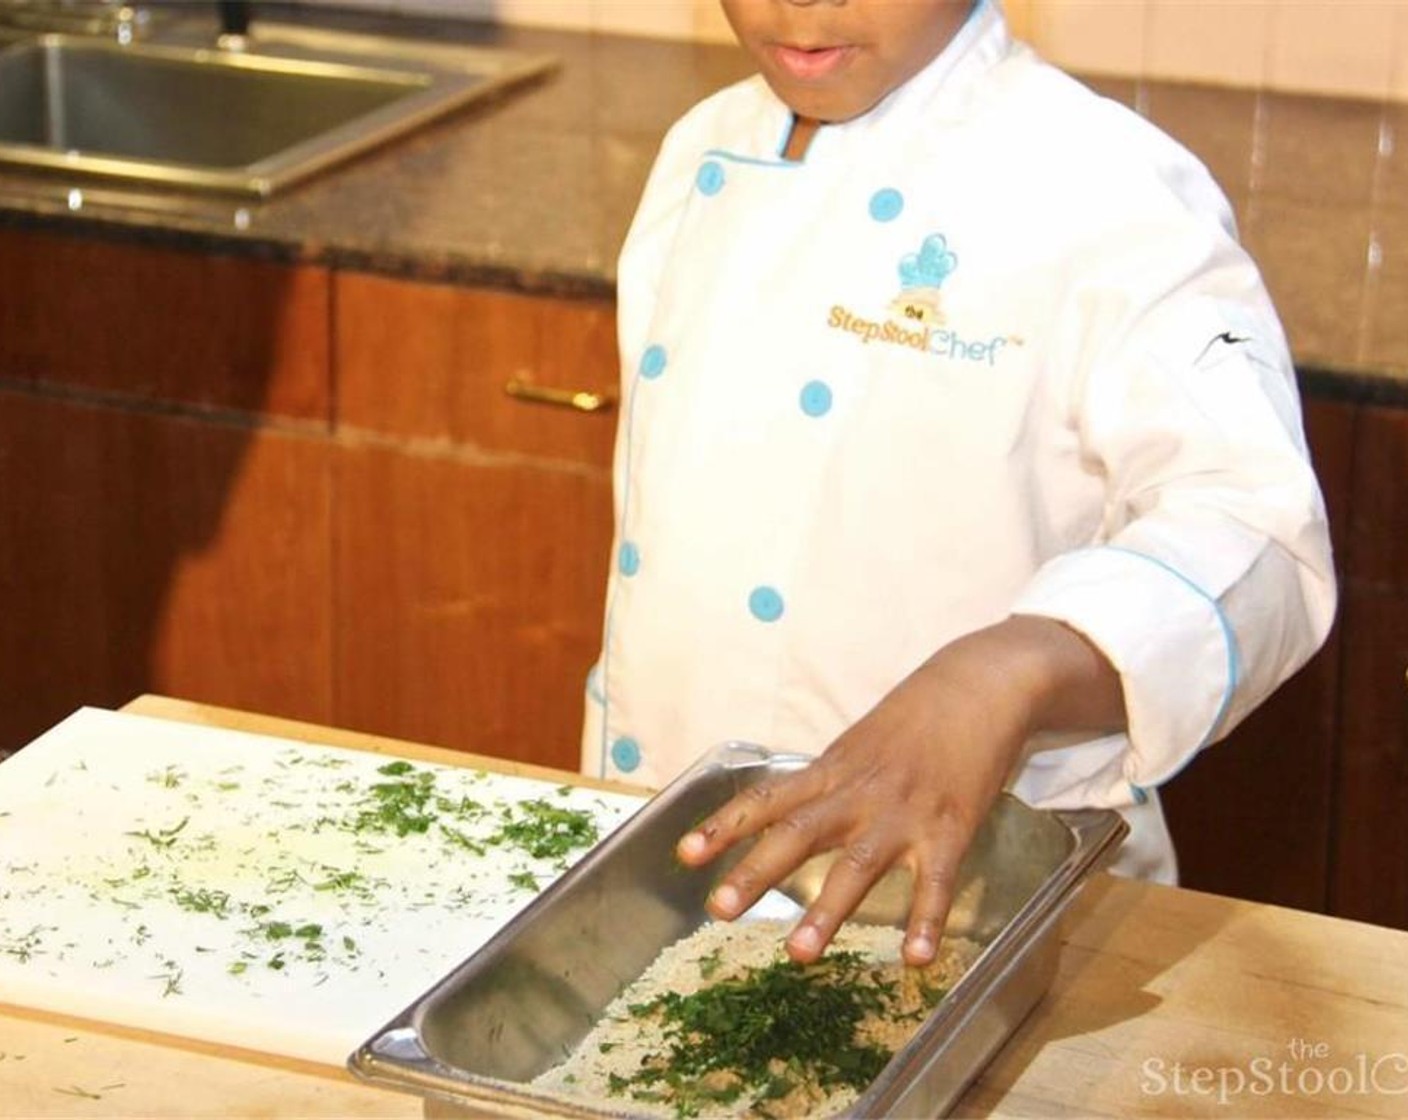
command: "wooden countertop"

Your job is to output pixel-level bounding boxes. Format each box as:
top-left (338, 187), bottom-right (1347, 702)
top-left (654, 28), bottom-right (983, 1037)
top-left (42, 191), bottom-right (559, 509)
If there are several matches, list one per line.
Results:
top-left (3, 695), bottom-right (1407, 1118)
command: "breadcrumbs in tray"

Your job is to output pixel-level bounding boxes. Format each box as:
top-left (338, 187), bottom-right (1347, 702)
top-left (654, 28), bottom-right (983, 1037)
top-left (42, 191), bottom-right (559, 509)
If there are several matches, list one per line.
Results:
top-left (532, 919), bottom-right (982, 1119)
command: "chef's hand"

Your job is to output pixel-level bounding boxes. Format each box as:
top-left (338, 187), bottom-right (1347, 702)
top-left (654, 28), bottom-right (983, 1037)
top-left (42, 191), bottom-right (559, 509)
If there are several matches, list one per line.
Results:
top-left (676, 614), bottom-right (1126, 966)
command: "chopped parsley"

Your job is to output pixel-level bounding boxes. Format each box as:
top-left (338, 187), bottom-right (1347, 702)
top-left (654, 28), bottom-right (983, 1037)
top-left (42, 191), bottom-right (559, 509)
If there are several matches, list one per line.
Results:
top-left (346, 764), bottom-right (438, 836)
top-left (507, 869), bottom-right (539, 892)
top-left (489, 798), bottom-right (600, 861)
top-left (611, 951), bottom-right (941, 1118)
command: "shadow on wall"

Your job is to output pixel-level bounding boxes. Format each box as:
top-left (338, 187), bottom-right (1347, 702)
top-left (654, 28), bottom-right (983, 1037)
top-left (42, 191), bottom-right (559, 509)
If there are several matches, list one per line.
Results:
top-left (0, 227), bottom-right (332, 755)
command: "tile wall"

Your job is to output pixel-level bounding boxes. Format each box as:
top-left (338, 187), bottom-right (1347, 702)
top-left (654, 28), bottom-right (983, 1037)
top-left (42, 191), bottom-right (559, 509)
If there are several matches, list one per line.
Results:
top-left (296, 0), bottom-right (1408, 102)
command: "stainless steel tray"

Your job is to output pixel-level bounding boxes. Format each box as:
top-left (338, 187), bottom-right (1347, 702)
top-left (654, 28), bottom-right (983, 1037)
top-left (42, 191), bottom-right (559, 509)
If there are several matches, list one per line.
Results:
top-left (349, 742), bottom-right (1127, 1118)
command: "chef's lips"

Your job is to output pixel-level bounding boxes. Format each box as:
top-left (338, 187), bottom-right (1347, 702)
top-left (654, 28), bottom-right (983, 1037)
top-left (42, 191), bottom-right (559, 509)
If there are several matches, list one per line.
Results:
top-left (768, 42), bottom-right (857, 83)
top-left (721, 0), bottom-right (972, 125)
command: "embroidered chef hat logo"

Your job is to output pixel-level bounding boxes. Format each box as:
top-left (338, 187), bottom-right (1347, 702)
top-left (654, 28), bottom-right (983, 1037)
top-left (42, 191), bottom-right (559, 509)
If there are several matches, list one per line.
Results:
top-left (892, 234), bottom-right (958, 326)
top-left (825, 229), bottom-right (1018, 367)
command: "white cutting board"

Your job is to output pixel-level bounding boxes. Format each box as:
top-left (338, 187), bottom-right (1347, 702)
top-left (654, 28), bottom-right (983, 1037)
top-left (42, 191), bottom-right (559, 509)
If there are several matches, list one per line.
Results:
top-left (0, 708), bottom-right (643, 1065)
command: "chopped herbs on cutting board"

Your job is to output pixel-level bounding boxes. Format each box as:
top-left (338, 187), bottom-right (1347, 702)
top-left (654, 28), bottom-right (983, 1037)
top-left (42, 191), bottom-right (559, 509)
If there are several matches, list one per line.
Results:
top-left (0, 708), bottom-right (642, 1065)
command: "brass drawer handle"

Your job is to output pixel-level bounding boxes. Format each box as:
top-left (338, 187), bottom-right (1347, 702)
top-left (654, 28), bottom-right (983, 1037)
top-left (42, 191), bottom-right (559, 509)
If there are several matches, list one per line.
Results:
top-left (505, 376), bottom-right (617, 413)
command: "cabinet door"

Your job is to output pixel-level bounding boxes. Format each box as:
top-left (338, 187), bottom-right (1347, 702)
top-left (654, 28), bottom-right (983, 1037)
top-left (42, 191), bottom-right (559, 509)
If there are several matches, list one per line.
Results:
top-left (332, 444), bottom-right (611, 773)
top-left (1332, 405), bottom-right (1408, 929)
top-left (0, 227), bottom-right (331, 422)
top-left (1160, 398), bottom-right (1353, 911)
top-left (331, 275), bottom-right (617, 771)
top-left (335, 273), bottom-right (617, 463)
top-left (0, 390), bottom-right (334, 753)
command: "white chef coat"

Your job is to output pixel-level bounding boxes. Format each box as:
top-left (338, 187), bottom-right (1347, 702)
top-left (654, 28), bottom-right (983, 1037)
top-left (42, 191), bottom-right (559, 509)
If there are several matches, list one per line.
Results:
top-left (581, 0), bottom-right (1336, 881)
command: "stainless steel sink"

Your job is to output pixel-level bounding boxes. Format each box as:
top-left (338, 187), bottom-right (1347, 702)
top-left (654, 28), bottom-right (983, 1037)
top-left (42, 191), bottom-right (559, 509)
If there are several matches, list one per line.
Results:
top-left (0, 28), bottom-right (554, 196)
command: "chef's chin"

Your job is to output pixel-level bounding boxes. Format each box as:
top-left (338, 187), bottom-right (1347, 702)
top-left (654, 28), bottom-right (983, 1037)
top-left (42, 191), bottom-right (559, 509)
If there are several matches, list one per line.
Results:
top-left (762, 79), bottom-right (882, 127)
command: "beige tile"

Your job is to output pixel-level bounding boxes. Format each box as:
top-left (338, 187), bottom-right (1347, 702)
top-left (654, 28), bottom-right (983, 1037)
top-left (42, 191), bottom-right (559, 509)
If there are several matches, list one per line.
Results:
top-left (1242, 196), bottom-right (1374, 368)
top-left (1074, 72), bottom-right (1140, 109)
top-left (1143, 81), bottom-right (1258, 200)
top-left (1029, 0), bottom-right (1148, 79)
top-left (1256, 92), bottom-right (1384, 206)
top-left (1363, 206), bottom-right (1408, 374)
top-left (1145, 0), bottom-right (1271, 89)
top-left (1266, 0), bottom-right (1398, 100)
top-left (1378, 101), bottom-right (1408, 209)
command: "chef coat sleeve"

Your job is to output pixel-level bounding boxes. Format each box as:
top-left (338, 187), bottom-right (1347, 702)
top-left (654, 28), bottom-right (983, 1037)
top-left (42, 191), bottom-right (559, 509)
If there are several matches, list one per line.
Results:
top-left (1009, 205), bottom-right (1336, 794)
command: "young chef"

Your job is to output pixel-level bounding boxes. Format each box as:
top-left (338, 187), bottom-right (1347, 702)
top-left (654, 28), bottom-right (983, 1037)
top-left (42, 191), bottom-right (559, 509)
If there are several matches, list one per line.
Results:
top-left (582, 0), bottom-right (1336, 967)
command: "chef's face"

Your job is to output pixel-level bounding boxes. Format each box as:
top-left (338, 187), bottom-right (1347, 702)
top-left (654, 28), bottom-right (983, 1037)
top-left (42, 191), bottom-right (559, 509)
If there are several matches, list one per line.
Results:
top-left (720, 0), bottom-right (974, 124)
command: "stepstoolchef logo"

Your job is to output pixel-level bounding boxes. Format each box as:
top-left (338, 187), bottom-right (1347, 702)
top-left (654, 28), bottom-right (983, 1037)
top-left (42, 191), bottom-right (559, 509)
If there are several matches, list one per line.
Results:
top-left (1140, 1038), bottom-right (1408, 1106)
top-left (826, 232), bottom-right (1021, 366)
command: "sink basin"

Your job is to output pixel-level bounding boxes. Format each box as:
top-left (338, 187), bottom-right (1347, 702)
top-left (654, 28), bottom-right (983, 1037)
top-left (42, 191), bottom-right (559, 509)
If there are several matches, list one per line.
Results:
top-left (0, 29), bottom-right (554, 196)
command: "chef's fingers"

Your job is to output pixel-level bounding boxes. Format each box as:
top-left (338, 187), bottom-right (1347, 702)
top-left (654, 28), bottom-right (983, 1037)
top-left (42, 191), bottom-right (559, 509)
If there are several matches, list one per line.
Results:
top-left (676, 765), bottom-right (830, 867)
top-left (784, 828), bottom-right (907, 963)
top-left (701, 794), bottom-right (837, 922)
top-left (900, 829), bottom-right (968, 966)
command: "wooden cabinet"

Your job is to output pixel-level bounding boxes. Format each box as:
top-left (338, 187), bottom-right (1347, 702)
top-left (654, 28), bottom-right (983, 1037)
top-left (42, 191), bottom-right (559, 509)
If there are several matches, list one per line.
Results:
top-left (330, 276), bottom-right (617, 771)
top-left (1332, 406), bottom-right (1408, 929)
top-left (334, 277), bottom-right (618, 464)
top-left (0, 388), bottom-right (334, 752)
top-left (0, 233), bottom-right (615, 774)
top-left (0, 229), bottom-right (336, 752)
top-left (0, 228), bottom-right (329, 421)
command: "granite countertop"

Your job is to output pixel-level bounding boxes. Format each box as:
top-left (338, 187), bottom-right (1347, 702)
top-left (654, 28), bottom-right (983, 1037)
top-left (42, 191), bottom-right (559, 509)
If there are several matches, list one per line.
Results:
top-left (0, 4), bottom-right (1403, 404)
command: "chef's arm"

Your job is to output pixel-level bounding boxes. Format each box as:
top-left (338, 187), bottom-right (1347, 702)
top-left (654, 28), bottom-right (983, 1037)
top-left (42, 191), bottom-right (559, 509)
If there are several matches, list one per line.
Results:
top-left (1002, 613), bottom-right (1127, 733)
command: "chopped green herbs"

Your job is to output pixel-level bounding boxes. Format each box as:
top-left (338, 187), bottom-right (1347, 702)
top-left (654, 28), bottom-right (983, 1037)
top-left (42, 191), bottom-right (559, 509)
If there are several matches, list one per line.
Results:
top-left (606, 951), bottom-right (948, 1118)
top-left (347, 766), bottom-right (437, 836)
top-left (125, 816), bottom-right (189, 849)
top-left (440, 825), bottom-right (487, 855)
top-left (378, 760), bottom-right (414, 776)
top-left (313, 869), bottom-right (364, 893)
top-left (146, 765), bottom-right (186, 789)
top-left (489, 798), bottom-right (600, 861)
top-left (171, 887), bottom-right (230, 918)
top-left (151, 961), bottom-right (183, 997)
top-left (341, 764), bottom-right (602, 865)
top-left (1, 925), bottom-right (47, 962)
